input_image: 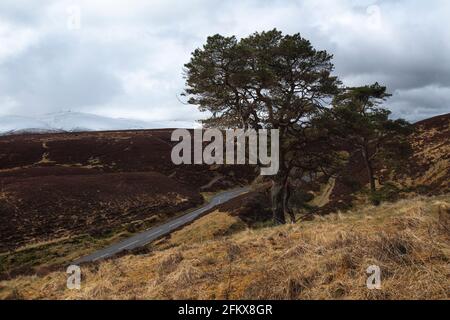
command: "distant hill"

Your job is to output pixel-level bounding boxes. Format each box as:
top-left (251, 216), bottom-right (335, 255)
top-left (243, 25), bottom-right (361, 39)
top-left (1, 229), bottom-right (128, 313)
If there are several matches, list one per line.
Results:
top-left (0, 111), bottom-right (197, 135)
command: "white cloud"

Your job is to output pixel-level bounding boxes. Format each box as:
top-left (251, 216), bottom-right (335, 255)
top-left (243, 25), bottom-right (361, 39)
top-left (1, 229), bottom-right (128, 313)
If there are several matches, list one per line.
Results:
top-left (0, 21), bottom-right (39, 63)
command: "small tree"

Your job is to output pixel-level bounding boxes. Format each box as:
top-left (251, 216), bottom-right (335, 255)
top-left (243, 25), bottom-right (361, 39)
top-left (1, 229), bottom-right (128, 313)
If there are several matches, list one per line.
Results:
top-left (331, 83), bottom-right (412, 196)
top-left (183, 29), bottom-right (341, 223)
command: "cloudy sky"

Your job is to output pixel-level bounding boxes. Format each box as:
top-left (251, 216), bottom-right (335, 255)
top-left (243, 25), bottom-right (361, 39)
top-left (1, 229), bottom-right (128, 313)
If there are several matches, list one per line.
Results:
top-left (0, 0), bottom-right (449, 126)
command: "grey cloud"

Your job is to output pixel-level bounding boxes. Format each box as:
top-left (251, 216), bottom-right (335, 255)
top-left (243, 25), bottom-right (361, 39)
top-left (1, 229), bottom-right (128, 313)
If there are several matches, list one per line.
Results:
top-left (389, 85), bottom-right (450, 121)
top-left (0, 33), bottom-right (124, 115)
top-left (0, 0), bottom-right (449, 125)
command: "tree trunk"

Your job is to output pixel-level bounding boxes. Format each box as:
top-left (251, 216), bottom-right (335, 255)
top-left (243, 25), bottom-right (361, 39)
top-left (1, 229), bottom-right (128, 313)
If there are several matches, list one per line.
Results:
top-left (362, 147), bottom-right (376, 193)
top-left (366, 161), bottom-right (376, 193)
top-left (271, 180), bottom-right (286, 224)
top-left (271, 168), bottom-right (296, 224)
top-left (270, 144), bottom-right (295, 224)
top-left (283, 181), bottom-right (296, 223)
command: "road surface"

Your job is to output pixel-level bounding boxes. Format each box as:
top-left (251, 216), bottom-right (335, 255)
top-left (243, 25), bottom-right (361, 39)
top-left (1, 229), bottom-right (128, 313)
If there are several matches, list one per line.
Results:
top-left (73, 187), bottom-right (250, 264)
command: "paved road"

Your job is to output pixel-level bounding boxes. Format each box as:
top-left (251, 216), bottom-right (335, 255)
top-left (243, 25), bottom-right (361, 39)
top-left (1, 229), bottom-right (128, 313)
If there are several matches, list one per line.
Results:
top-left (73, 187), bottom-right (250, 264)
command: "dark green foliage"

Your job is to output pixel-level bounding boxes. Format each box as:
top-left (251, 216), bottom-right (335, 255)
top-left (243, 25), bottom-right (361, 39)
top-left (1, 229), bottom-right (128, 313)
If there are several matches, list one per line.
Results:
top-left (183, 29), bottom-right (340, 130)
top-left (340, 175), bottom-right (363, 193)
top-left (369, 182), bottom-right (401, 206)
top-left (331, 83), bottom-right (413, 197)
top-left (402, 184), bottom-right (433, 195)
top-left (290, 190), bottom-right (314, 207)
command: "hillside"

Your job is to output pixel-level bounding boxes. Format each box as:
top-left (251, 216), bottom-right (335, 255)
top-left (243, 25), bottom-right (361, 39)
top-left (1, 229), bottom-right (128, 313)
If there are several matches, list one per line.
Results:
top-left (0, 113), bottom-right (448, 297)
top-left (1, 194), bottom-right (448, 300)
top-left (406, 113), bottom-right (450, 193)
top-left (0, 129), bottom-right (256, 277)
top-left (314, 113), bottom-right (450, 214)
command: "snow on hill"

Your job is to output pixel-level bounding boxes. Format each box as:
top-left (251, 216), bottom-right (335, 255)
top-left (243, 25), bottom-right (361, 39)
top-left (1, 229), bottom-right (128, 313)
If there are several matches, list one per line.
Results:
top-left (0, 112), bottom-right (197, 135)
top-left (0, 115), bottom-right (53, 133)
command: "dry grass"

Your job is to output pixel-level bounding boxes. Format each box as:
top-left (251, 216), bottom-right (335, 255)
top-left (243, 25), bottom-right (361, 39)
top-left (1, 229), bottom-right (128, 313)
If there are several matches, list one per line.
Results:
top-left (154, 210), bottom-right (246, 250)
top-left (1, 195), bottom-right (449, 300)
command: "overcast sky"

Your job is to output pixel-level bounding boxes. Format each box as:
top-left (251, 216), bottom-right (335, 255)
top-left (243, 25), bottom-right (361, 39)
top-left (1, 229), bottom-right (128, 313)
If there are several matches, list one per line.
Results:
top-left (0, 0), bottom-right (449, 124)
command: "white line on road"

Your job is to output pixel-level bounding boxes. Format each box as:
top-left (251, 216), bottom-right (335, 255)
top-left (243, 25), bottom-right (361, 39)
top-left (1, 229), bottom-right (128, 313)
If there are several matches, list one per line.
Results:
top-left (168, 222), bottom-right (181, 228)
top-left (151, 230), bottom-right (164, 236)
top-left (118, 239), bottom-right (139, 251)
top-left (93, 253), bottom-right (110, 261)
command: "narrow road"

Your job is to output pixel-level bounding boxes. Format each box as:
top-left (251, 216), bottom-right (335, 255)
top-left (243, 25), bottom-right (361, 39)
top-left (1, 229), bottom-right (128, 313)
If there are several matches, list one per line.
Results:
top-left (73, 187), bottom-right (250, 264)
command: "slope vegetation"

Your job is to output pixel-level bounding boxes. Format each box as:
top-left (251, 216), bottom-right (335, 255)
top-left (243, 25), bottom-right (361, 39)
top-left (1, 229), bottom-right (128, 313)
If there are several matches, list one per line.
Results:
top-left (1, 194), bottom-right (448, 300)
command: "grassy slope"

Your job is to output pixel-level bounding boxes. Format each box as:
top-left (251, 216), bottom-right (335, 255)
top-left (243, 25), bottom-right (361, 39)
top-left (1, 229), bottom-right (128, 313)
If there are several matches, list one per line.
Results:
top-left (1, 194), bottom-right (448, 300)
